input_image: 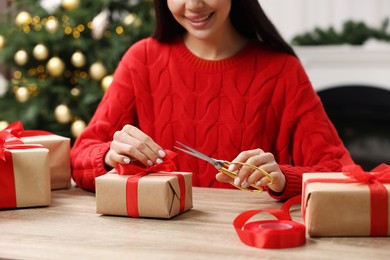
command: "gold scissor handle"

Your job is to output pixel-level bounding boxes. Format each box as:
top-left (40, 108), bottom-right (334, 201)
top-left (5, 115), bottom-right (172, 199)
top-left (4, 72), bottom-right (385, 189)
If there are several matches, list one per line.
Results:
top-left (220, 162), bottom-right (273, 193)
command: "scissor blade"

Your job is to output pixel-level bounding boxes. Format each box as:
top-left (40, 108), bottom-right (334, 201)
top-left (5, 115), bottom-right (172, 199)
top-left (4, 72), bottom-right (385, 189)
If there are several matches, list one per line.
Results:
top-left (173, 141), bottom-right (216, 165)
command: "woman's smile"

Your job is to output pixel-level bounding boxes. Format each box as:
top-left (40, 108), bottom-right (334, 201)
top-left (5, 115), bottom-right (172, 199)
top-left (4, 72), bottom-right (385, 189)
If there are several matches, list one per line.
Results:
top-left (184, 12), bottom-right (214, 28)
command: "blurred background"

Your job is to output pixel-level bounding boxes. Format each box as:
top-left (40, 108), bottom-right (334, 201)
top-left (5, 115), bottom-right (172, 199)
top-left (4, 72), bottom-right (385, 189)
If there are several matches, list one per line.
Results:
top-left (1, 0), bottom-right (390, 170)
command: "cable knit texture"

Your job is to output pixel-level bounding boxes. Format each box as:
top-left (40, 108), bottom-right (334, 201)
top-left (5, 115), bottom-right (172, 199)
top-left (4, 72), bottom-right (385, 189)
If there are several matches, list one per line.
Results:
top-left (71, 37), bottom-right (353, 200)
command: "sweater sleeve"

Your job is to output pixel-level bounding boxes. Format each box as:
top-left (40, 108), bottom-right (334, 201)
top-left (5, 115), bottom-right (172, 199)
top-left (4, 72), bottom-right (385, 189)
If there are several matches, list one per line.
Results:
top-left (267, 55), bottom-right (354, 200)
top-left (70, 41), bottom-right (147, 192)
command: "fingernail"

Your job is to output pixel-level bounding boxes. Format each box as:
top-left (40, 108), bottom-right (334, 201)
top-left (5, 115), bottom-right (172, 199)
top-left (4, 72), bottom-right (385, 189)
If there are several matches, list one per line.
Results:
top-left (158, 150), bottom-right (166, 157)
top-left (156, 158), bottom-right (163, 164)
top-left (234, 177), bottom-right (241, 186)
top-left (123, 157), bottom-right (131, 164)
top-left (147, 160), bottom-right (153, 166)
top-left (241, 181), bottom-right (249, 188)
top-left (256, 180), bottom-right (262, 187)
top-left (228, 164), bottom-right (235, 171)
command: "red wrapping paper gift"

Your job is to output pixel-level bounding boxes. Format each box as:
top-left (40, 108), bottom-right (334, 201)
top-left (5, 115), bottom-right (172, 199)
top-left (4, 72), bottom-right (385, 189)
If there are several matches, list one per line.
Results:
top-left (0, 143), bottom-right (51, 209)
top-left (302, 165), bottom-right (390, 237)
top-left (4, 121), bottom-right (71, 190)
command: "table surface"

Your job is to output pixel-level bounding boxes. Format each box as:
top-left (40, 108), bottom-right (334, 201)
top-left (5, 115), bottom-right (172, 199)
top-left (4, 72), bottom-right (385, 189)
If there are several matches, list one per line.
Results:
top-left (1, 186), bottom-right (389, 260)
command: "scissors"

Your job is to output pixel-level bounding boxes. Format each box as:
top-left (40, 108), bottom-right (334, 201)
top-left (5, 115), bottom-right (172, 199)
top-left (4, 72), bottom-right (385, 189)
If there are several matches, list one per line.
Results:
top-left (173, 141), bottom-right (273, 193)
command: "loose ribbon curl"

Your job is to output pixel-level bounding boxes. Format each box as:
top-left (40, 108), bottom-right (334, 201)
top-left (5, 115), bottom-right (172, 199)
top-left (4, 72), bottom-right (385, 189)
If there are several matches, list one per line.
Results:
top-left (303, 164), bottom-right (390, 236)
top-left (234, 195), bottom-right (306, 249)
top-left (115, 150), bottom-right (186, 217)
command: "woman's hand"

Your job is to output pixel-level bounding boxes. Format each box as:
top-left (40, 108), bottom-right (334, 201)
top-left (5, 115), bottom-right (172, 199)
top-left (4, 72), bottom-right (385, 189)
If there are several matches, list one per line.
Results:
top-left (215, 149), bottom-right (286, 193)
top-left (104, 125), bottom-right (166, 169)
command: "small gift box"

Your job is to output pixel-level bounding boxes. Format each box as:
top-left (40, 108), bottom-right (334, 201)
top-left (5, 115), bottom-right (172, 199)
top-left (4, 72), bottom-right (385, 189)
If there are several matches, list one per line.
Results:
top-left (302, 165), bottom-right (390, 237)
top-left (4, 121), bottom-right (71, 190)
top-left (96, 152), bottom-right (193, 218)
top-left (0, 143), bottom-right (51, 209)
top-left (96, 171), bottom-right (193, 218)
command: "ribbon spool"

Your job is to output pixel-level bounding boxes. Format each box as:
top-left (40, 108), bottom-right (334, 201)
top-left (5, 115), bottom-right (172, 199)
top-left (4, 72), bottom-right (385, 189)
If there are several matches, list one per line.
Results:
top-left (233, 196), bottom-right (306, 249)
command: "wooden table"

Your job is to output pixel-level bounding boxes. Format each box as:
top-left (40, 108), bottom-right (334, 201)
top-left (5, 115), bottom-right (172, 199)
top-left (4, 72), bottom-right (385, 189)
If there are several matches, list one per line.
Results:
top-left (1, 186), bottom-right (389, 259)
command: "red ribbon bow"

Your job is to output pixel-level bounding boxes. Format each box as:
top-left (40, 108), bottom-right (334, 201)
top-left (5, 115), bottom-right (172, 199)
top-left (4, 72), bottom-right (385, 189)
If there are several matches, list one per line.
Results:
top-left (115, 150), bottom-right (177, 175)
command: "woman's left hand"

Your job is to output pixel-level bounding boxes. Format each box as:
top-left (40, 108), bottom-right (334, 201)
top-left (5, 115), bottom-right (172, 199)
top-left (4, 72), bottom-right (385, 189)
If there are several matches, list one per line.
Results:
top-left (215, 149), bottom-right (286, 193)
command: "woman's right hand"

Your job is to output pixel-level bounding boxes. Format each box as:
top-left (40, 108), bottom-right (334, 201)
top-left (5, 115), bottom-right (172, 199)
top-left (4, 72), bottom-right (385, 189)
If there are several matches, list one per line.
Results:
top-left (104, 125), bottom-right (166, 169)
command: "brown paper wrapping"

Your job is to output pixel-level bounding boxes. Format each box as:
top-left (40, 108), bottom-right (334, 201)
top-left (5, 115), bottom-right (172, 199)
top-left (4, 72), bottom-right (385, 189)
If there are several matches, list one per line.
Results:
top-left (21, 134), bottom-right (71, 190)
top-left (9, 147), bottom-right (51, 208)
top-left (302, 172), bottom-right (390, 237)
top-left (96, 172), bottom-right (193, 218)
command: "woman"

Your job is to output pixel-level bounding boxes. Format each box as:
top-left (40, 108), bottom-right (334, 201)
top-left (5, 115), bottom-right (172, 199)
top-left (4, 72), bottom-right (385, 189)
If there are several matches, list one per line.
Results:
top-left (71, 0), bottom-right (353, 200)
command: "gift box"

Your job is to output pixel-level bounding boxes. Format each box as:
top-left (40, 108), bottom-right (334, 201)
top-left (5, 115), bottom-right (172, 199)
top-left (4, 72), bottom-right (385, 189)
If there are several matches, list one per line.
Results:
top-left (302, 166), bottom-right (390, 237)
top-left (21, 132), bottom-right (71, 190)
top-left (0, 144), bottom-right (51, 209)
top-left (3, 121), bottom-right (71, 190)
top-left (96, 171), bottom-right (193, 218)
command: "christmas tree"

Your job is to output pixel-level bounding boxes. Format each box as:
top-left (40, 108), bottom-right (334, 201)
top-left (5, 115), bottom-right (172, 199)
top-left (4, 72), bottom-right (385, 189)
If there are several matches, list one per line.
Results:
top-left (0, 0), bottom-right (155, 140)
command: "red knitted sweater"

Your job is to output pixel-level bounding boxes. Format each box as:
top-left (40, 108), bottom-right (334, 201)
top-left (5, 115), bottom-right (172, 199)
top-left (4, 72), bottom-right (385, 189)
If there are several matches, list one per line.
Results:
top-left (71, 37), bottom-right (353, 200)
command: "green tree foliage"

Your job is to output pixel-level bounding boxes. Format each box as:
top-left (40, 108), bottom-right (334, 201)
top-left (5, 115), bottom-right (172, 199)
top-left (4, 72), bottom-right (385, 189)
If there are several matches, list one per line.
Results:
top-left (292, 18), bottom-right (390, 46)
top-left (0, 0), bottom-right (155, 140)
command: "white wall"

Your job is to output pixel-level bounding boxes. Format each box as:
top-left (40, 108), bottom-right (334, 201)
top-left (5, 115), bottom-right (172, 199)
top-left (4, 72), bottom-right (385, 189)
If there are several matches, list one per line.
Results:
top-left (259, 0), bottom-right (390, 43)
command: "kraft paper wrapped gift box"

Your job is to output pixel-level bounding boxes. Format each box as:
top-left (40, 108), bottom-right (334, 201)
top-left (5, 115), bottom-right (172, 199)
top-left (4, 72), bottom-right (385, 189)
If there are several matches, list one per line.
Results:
top-left (0, 145), bottom-right (51, 209)
top-left (302, 171), bottom-right (390, 237)
top-left (21, 133), bottom-right (71, 190)
top-left (96, 171), bottom-right (193, 218)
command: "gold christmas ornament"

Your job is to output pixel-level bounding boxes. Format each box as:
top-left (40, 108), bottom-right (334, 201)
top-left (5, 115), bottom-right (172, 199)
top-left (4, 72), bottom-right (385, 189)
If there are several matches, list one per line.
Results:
top-left (0, 35), bottom-right (5, 49)
top-left (45, 19), bottom-right (59, 33)
top-left (15, 87), bottom-right (29, 103)
top-left (62, 0), bottom-right (80, 11)
top-left (123, 13), bottom-right (136, 26)
top-left (15, 11), bottom-right (32, 26)
top-left (71, 51), bottom-right (87, 68)
top-left (89, 62), bottom-right (107, 81)
top-left (71, 119), bottom-right (86, 137)
top-left (46, 57), bottom-right (65, 77)
top-left (101, 75), bottom-right (113, 92)
top-left (33, 44), bottom-right (49, 60)
top-left (0, 121), bottom-right (9, 131)
top-left (14, 50), bottom-right (29, 66)
top-left (71, 87), bottom-right (81, 97)
top-left (54, 104), bottom-right (72, 124)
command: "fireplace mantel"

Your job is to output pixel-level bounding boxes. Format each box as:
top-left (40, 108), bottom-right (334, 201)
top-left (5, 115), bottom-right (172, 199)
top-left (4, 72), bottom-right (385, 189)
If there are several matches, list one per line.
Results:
top-left (294, 45), bottom-right (390, 92)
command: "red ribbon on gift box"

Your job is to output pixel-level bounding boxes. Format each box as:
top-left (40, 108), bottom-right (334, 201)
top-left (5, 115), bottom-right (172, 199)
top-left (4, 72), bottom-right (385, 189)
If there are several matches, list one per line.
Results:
top-left (302, 164), bottom-right (390, 236)
top-left (115, 150), bottom-right (186, 217)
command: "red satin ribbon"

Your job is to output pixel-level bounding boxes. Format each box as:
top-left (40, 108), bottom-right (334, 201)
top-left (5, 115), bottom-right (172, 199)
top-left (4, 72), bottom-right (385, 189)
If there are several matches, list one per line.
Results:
top-left (0, 148), bottom-right (17, 208)
top-left (234, 195), bottom-right (306, 249)
top-left (302, 164), bottom-right (390, 236)
top-left (115, 150), bottom-right (186, 217)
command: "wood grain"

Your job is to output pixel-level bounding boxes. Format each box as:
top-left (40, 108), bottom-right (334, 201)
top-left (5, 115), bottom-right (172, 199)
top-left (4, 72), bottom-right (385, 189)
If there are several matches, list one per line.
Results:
top-left (1, 187), bottom-right (389, 259)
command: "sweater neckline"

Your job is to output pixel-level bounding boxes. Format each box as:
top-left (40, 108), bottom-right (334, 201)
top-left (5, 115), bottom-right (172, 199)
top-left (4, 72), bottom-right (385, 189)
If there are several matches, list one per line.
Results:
top-left (173, 37), bottom-right (257, 71)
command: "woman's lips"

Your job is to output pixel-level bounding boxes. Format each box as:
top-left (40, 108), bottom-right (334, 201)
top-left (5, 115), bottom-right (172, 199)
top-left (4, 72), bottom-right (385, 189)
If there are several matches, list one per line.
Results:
top-left (185, 12), bottom-right (214, 28)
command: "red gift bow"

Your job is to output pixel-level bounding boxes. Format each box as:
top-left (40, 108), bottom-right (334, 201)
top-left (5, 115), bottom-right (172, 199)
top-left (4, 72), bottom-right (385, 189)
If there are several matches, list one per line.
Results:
top-left (302, 164), bottom-right (390, 236)
top-left (233, 195), bottom-right (306, 249)
top-left (115, 150), bottom-right (187, 217)
top-left (0, 121), bottom-right (52, 160)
